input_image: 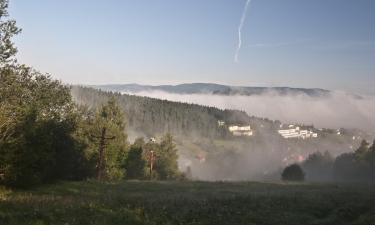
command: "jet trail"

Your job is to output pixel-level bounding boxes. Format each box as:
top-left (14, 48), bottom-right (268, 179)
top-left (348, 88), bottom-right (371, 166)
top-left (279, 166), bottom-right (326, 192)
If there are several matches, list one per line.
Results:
top-left (234, 0), bottom-right (251, 63)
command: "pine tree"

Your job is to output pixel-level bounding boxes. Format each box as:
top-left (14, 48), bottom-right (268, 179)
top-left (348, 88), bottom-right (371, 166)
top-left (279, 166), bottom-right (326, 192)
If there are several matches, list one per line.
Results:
top-left (124, 138), bottom-right (146, 179)
top-left (154, 133), bottom-right (180, 180)
top-left (91, 98), bottom-right (128, 181)
top-left (355, 139), bottom-right (370, 160)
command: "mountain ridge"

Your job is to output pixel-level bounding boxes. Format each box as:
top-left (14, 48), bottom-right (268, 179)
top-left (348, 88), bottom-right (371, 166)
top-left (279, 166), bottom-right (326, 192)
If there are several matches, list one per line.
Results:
top-left (92, 83), bottom-right (331, 97)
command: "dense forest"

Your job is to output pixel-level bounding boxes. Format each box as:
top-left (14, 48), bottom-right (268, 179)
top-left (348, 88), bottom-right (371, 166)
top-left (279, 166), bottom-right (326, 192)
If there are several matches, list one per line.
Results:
top-left (72, 86), bottom-right (254, 139)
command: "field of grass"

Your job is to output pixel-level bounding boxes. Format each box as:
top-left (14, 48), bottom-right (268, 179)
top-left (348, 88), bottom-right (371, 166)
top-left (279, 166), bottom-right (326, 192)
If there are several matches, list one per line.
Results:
top-left (1, 181), bottom-right (375, 225)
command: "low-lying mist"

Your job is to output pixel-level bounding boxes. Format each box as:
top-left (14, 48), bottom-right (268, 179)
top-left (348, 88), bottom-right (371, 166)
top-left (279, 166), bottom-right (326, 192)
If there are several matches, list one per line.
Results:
top-left (114, 89), bottom-right (375, 181)
top-left (123, 90), bottom-right (375, 132)
top-left (180, 147), bottom-right (285, 181)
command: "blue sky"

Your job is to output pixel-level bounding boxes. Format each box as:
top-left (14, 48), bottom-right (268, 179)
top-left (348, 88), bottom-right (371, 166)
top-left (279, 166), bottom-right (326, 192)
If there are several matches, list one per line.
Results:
top-left (9, 0), bottom-right (375, 93)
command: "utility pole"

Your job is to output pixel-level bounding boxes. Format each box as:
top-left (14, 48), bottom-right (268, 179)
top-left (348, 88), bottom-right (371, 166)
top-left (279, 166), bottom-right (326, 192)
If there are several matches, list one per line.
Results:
top-left (92, 127), bottom-right (115, 181)
top-left (148, 150), bottom-right (156, 179)
top-left (148, 137), bottom-right (157, 180)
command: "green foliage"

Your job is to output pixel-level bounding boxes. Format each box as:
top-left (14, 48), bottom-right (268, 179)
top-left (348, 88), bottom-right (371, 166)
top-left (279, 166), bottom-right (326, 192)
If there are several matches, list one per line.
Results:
top-left (153, 134), bottom-right (180, 180)
top-left (96, 97), bottom-right (126, 132)
top-left (0, 66), bottom-right (87, 187)
top-left (302, 151), bottom-right (334, 182)
top-left (91, 98), bottom-right (128, 180)
top-left (0, 3), bottom-right (91, 187)
top-left (333, 153), bottom-right (358, 181)
top-left (0, 1), bottom-right (181, 187)
top-left (71, 86), bottom-right (251, 139)
top-left (0, 0), bottom-right (21, 65)
top-left (370, 140), bottom-right (375, 152)
top-left (124, 138), bottom-right (147, 179)
top-left (334, 139), bottom-right (375, 182)
top-left (282, 164), bottom-right (305, 181)
top-left (355, 139), bottom-right (370, 160)
top-left (0, 60), bottom-right (179, 187)
top-left (0, 73), bottom-right (135, 186)
top-left (1, 181), bottom-right (375, 225)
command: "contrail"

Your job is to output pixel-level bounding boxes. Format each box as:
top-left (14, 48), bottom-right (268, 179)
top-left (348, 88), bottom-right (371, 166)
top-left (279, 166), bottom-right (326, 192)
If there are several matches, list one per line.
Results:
top-left (234, 0), bottom-right (252, 63)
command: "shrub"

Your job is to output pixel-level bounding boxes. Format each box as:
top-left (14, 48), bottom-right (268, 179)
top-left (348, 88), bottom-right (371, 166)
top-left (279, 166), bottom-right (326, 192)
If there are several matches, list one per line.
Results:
top-left (282, 164), bottom-right (305, 181)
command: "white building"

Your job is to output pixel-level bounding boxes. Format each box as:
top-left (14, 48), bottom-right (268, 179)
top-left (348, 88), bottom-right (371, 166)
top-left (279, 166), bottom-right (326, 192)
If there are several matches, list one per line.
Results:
top-left (228, 125), bottom-right (253, 136)
top-left (278, 126), bottom-right (317, 139)
top-left (217, 120), bottom-right (225, 127)
top-left (278, 128), bottom-right (300, 139)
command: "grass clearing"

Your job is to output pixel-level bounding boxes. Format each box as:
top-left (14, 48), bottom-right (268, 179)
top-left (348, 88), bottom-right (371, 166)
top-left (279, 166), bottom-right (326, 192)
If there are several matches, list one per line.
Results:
top-left (1, 181), bottom-right (375, 225)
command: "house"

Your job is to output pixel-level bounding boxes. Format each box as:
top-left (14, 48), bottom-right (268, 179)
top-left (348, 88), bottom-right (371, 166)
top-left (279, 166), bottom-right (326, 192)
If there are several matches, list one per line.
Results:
top-left (278, 128), bottom-right (300, 138)
top-left (217, 120), bottom-right (225, 127)
top-left (228, 125), bottom-right (253, 136)
top-left (278, 125), bottom-right (318, 139)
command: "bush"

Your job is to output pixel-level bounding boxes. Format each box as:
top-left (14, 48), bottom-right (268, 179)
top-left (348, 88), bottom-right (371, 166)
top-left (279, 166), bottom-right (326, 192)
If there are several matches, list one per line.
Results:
top-left (282, 164), bottom-right (305, 181)
top-left (302, 151), bottom-right (334, 182)
top-left (124, 143), bottom-right (146, 179)
top-left (0, 66), bottom-right (88, 188)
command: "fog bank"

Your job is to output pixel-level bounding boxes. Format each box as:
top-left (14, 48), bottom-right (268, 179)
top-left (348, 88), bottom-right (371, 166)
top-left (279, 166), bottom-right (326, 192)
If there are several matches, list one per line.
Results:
top-left (122, 91), bottom-right (375, 132)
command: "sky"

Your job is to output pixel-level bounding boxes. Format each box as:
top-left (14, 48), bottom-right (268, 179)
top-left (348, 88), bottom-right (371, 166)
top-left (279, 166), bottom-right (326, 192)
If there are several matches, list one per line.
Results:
top-left (8, 0), bottom-right (375, 94)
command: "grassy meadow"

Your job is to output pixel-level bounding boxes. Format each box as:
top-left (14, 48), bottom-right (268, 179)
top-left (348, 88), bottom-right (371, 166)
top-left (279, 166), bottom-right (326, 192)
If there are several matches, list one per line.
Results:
top-left (0, 181), bottom-right (375, 225)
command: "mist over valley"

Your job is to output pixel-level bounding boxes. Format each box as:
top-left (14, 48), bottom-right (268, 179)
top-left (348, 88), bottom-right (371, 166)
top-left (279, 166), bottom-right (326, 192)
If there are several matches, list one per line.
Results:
top-left (96, 83), bottom-right (375, 132)
top-left (73, 85), bottom-right (374, 181)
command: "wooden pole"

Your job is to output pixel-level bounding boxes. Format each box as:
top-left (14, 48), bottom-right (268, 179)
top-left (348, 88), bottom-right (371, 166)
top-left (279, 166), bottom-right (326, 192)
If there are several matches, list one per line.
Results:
top-left (92, 127), bottom-right (115, 181)
top-left (149, 150), bottom-right (154, 179)
top-left (97, 127), bottom-right (106, 181)
top-left (148, 149), bottom-right (157, 180)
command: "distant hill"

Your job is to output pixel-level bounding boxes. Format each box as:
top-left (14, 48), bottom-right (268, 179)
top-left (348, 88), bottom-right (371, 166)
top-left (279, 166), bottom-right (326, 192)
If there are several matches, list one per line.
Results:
top-left (93, 83), bottom-right (331, 97)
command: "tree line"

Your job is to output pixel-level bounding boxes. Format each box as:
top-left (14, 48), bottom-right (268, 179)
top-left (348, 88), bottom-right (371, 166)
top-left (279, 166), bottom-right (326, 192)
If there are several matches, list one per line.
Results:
top-left (0, 67), bottom-right (182, 187)
top-left (282, 139), bottom-right (375, 183)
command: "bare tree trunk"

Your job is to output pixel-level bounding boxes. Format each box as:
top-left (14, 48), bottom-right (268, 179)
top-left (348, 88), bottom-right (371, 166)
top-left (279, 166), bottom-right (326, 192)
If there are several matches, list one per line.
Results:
top-left (97, 127), bottom-right (107, 181)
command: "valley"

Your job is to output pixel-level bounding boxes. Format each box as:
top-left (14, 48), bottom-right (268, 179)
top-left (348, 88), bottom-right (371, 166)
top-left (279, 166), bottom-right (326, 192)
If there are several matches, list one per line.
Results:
top-left (72, 86), bottom-right (369, 181)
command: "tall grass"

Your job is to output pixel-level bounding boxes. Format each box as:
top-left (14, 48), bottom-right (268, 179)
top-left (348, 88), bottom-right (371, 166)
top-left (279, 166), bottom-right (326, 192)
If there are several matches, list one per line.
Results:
top-left (1, 181), bottom-right (375, 225)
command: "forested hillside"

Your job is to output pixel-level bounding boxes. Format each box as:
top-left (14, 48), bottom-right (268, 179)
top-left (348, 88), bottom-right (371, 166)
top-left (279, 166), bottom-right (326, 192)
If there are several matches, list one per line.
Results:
top-left (72, 86), bottom-right (254, 139)
top-left (71, 86), bottom-right (369, 180)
